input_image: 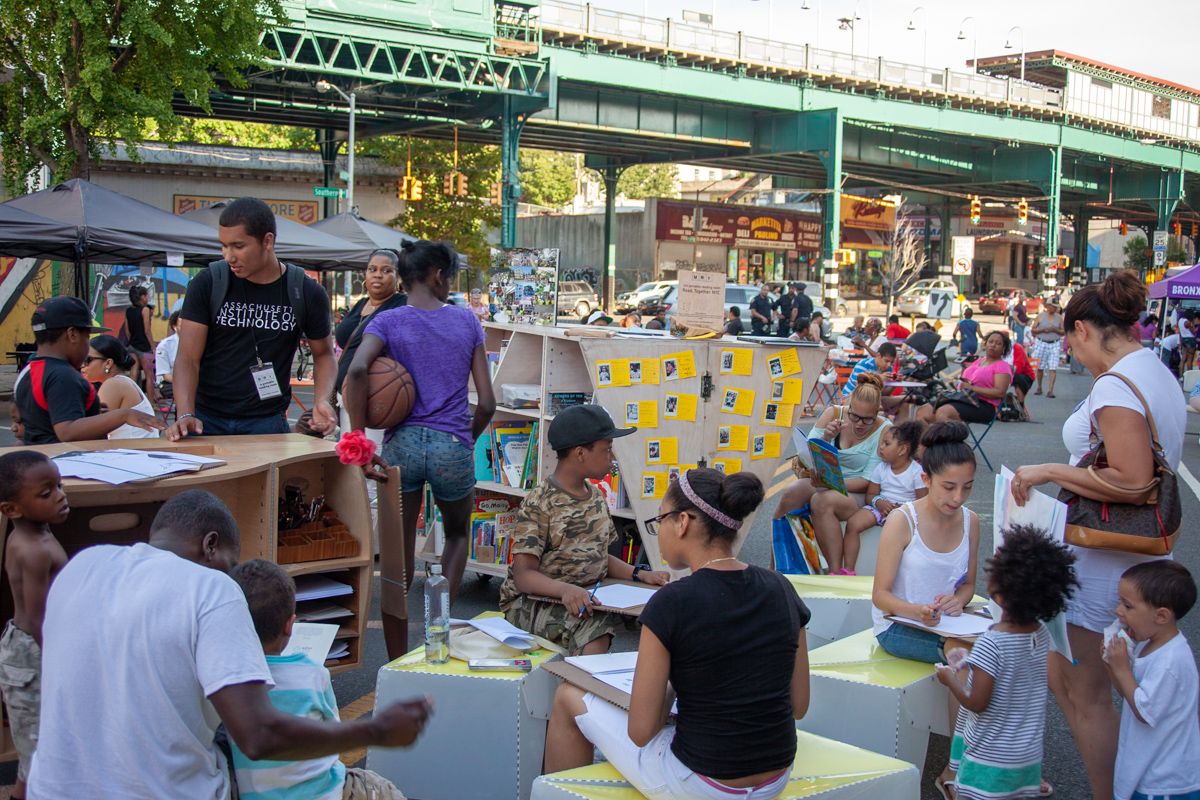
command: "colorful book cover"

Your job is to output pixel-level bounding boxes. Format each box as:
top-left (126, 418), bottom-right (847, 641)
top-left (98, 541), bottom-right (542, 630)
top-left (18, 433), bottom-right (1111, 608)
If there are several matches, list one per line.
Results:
top-left (808, 437), bottom-right (848, 496)
top-left (495, 425), bottom-right (534, 487)
top-left (474, 425), bottom-right (496, 482)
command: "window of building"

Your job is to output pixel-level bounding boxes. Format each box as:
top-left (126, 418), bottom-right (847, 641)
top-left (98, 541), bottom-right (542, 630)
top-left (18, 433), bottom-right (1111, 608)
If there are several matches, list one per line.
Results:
top-left (1152, 95), bottom-right (1171, 119)
top-left (1091, 77), bottom-right (1112, 91)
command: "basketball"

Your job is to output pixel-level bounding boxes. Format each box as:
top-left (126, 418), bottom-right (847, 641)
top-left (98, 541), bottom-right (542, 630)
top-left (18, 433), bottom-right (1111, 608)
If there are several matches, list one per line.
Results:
top-left (365, 357), bottom-right (416, 430)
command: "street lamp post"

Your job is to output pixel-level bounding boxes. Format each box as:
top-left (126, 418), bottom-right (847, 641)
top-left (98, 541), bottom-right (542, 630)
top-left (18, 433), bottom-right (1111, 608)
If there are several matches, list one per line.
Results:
top-left (801, 0), bottom-right (820, 49)
top-left (837, 0), bottom-right (865, 58)
top-left (957, 16), bottom-right (978, 76)
top-left (907, 7), bottom-right (928, 74)
top-left (1005, 26), bottom-right (1026, 83)
top-left (316, 80), bottom-right (356, 212)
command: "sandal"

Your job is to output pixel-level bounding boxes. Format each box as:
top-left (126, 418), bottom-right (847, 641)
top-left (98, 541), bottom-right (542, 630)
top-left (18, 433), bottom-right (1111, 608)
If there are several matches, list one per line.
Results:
top-left (1040, 780), bottom-right (1053, 797)
top-left (1047, 392), bottom-right (1055, 398)
top-left (1034, 388), bottom-right (1043, 395)
top-left (935, 777), bottom-right (956, 800)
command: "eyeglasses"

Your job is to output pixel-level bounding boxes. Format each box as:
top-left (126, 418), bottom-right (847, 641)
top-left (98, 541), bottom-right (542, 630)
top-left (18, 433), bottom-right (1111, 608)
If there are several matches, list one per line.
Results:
top-left (83, 356), bottom-right (104, 365)
top-left (643, 509), bottom-right (693, 536)
top-left (846, 410), bottom-right (875, 425)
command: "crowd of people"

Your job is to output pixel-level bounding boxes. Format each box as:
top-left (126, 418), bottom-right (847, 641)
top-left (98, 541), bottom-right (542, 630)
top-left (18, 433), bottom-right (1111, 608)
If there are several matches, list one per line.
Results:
top-left (0, 194), bottom-right (1197, 800)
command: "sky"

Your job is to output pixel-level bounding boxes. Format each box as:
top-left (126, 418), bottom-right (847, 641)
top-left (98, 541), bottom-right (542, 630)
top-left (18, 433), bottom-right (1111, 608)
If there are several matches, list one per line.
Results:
top-left (599, 0), bottom-right (1200, 90)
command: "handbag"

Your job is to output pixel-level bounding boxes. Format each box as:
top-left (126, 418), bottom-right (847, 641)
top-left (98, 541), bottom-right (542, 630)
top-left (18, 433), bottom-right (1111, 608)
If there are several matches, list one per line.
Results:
top-left (935, 388), bottom-right (979, 408)
top-left (1056, 372), bottom-right (1181, 555)
top-left (772, 505), bottom-right (822, 575)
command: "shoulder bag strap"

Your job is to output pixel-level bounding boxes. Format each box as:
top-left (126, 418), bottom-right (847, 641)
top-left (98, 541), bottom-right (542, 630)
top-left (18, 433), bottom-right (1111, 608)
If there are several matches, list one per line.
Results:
top-left (1084, 371), bottom-right (1167, 496)
top-left (1092, 371), bottom-right (1164, 453)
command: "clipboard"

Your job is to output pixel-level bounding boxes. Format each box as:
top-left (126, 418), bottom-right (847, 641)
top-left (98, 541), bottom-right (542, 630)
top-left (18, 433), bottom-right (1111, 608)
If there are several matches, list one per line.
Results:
top-left (527, 578), bottom-right (658, 616)
top-left (540, 660), bottom-right (676, 719)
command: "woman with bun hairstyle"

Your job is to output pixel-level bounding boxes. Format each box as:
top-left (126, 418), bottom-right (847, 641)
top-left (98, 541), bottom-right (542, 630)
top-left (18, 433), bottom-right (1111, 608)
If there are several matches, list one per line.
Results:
top-left (773, 373), bottom-right (892, 570)
top-left (917, 330), bottom-right (1011, 426)
top-left (1011, 270), bottom-right (1185, 800)
top-left (544, 468), bottom-right (811, 800)
top-left (81, 334), bottom-right (159, 439)
top-left (344, 240), bottom-right (497, 618)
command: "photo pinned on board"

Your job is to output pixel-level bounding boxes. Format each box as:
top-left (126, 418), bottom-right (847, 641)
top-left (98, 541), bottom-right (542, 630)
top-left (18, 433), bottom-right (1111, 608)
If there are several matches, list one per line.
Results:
top-left (664, 394), bottom-right (679, 416)
top-left (771, 380), bottom-right (784, 401)
top-left (764, 402), bottom-right (779, 423)
top-left (642, 476), bottom-right (656, 498)
top-left (647, 440), bottom-right (662, 463)
top-left (668, 466), bottom-right (681, 482)
top-left (625, 401), bottom-right (639, 425)
top-left (767, 355), bottom-right (784, 380)
top-left (718, 425), bottom-right (732, 446)
top-left (597, 363), bottom-right (613, 387)
top-left (629, 361), bottom-right (643, 383)
top-left (720, 351), bottom-right (734, 373)
top-left (752, 434), bottom-right (766, 456)
top-left (722, 388), bottom-right (738, 411)
top-left (663, 357), bottom-right (679, 381)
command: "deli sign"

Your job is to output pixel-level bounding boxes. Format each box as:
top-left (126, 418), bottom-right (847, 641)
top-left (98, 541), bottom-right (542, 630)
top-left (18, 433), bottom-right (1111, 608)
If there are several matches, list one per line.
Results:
top-left (656, 202), bottom-right (822, 252)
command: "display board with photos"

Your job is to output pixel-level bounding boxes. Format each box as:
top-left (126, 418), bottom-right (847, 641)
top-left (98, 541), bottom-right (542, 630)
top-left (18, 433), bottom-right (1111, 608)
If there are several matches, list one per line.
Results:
top-left (488, 247), bottom-right (560, 326)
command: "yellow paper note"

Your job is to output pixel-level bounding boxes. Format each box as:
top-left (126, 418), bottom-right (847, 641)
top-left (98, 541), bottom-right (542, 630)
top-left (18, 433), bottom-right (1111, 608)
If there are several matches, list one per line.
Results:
top-left (623, 400), bottom-right (658, 429)
top-left (718, 348), bottom-right (754, 376)
top-left (596, 359), bottom-right (631, 388)
top-left (645, 437), bottom-right (679, 465)
top-left (751, 432), bottom-right (782, 461)
top-left (719, 386), bottom-right (756, 416)
top-left (716, 424), bottom-right (750, 451)
top-left (765, 349), bottom-right (803, 380)
top-left (629, 358), bottom-right (660, 385)
top-left (662, 350), bottom-right (697, 381)
top-left (762, 401), bottom-right (794, 427)
top-left (711, 458), bottom-right (742, 474)
top-left (771, 378), bottom-right (805, 404)
top-left (640, 472), bottom-right (668, 499)
top-left (663, 393), bottom-right (699, 421)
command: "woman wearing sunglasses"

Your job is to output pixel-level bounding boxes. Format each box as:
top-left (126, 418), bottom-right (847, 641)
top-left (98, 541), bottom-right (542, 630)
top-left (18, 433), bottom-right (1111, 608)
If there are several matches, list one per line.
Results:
top-left (543, 468), bottom-right (810, 800)
top-left (773, 372), bottom-right (892, 573)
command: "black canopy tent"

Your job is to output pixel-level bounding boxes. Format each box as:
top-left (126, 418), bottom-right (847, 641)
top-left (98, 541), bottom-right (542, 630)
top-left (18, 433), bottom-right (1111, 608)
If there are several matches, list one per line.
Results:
top-left (179, 199), bottom-right (371, 270)
top-left (308, 212), bottom-right (416, 253)
top-left (0, 204), bottom-right (81, 260)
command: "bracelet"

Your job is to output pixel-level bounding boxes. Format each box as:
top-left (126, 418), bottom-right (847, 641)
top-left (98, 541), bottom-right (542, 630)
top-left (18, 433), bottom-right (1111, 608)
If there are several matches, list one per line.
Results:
top-left (872, 495), bottom-right (884, 508)
top-left (177, 413), bottom-right (195, 421)
top-left (632, 565), bottom-right (647, 581)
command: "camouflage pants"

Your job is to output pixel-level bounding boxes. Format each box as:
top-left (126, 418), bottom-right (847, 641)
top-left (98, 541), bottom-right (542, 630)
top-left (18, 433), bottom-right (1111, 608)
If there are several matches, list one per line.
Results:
top-left (343, 767), bottom-right (406, 799)
top-left (506, 598), bottom-right (636, 654)
top-left (0, 621), bottom-right (41, 782)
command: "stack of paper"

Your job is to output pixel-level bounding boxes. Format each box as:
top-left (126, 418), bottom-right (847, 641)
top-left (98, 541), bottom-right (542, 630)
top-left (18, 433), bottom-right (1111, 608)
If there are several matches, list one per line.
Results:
top-left (327, 640), bottom-right (350, 661)
top-left (294, 573), bottom-right (353, 602)
top-left (886, 613), bottom-right (992, 638)
top-left (52, 449), bottom-right (225, 484)
top-left (450, 616), bottom-right (537, 650)
top-left (295, 601), bottom-right (354, 623)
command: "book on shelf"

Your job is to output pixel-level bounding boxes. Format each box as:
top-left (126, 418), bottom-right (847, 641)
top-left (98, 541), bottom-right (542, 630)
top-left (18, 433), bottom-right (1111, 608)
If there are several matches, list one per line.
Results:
top-left (476, 421), bottom-right (539, 490)
top-left (469, 492), bottom-right (522, 566)
top-left (548, 392), bottom-right (591, 415)
top-left (588, 463), bottom-right (627, 511)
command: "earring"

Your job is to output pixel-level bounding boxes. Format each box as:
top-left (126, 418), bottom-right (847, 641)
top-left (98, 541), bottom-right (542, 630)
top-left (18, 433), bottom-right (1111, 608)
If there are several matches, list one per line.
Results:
top-left (104, 367), bottom-right (110, 373)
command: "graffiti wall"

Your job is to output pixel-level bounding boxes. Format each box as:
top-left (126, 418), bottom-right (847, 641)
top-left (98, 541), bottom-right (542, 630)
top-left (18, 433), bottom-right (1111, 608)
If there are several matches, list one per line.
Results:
top-left (0, 258), bottom-right (57, 360)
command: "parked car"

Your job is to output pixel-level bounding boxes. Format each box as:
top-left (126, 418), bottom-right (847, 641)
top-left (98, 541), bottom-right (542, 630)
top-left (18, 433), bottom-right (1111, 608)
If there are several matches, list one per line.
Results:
top-left (448, 292), bottom-right (468, 306)
top-left (616, 280), bottom-right (675, 313)
top-left (642, 281), bottom-right (846, 321)
top-left (895, 285), bottom-right (970, 317)
top-left (557, 281), bottom-right (600, 317)
top-left (978, 287), bottom-right (1040, 316)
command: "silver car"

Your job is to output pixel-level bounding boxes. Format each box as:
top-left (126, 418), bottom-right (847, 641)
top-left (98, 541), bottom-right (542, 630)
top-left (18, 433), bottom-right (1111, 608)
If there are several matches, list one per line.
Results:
top-left (557, 281), bottom-right (600, 317)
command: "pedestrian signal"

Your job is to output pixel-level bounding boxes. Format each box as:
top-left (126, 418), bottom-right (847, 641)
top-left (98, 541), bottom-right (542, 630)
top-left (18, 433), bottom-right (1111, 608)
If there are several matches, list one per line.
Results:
top-left (833, 249), bottom-right (856, 265)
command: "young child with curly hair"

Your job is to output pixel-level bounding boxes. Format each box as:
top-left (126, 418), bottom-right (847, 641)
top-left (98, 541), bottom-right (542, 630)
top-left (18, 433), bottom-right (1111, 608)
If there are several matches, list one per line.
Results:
top-left (935, 525), bottom-right (1079, 800)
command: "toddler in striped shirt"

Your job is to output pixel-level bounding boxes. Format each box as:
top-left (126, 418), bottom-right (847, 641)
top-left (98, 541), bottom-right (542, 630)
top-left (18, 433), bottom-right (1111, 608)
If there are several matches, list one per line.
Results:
top-left (230, 559), bottom-right (404, 800)
top-left (934, 526), bottom-right (1078, 800)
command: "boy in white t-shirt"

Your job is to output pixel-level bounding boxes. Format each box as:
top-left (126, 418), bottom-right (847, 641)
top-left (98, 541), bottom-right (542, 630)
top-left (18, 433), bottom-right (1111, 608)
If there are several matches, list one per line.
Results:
top-left (835, 420), bottom-right (926, 575)
top-left (1105, 560), bottom-right (1200, 800)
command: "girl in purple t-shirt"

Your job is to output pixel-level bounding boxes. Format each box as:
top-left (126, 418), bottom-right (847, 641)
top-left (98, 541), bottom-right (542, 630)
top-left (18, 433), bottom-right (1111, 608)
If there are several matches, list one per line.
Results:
top-left (344, 240), bottom-right (496, 605)
top-left (917, 330), bottom-right (1012, 426)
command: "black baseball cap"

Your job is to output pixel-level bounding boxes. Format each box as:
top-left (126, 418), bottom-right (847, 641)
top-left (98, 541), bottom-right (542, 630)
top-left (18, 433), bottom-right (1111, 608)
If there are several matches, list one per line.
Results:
top-left (30, 296), bottom-right (110, 333)
top-left (548, 405), bottom-right (635, 451)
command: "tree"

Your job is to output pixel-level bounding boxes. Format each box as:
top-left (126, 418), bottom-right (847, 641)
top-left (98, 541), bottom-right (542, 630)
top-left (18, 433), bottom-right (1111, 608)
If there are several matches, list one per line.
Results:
top-left (173, 119), bottom-right (316, 151)
top-left (616, 163), bottom-right (679, 199)
top-left (882, 203), bottom-right (927, 319)
top-left (362, 136), bottom-right (501, 272)
top-left (1123, 234), bottom-right (1190, 273)
top-left (0, 0), bottom-right (285, 191)
top-left (519, 150), bottom-right (577, 209)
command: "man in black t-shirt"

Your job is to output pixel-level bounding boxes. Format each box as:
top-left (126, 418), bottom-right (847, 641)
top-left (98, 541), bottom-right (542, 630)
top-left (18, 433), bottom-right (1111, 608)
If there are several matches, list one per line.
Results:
top-left (789, 283), bottom-right (813, 334)
top-left (723, 306), bottom-right (745, 336)
top-left (14, 297), bottom-right (163, 444)
top-left (167, 198), bottom-right (336, 440)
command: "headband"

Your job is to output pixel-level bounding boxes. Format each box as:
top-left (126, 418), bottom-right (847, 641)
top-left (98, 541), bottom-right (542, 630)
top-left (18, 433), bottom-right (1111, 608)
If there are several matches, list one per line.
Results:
top-left (678, 472), bottom-right (740, 531)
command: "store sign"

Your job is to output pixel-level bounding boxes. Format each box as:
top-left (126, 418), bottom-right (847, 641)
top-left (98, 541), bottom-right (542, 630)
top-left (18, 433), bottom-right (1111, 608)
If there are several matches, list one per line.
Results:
top-left (174, 195), bottom-right (320, 224)
top-left (840, 196), bottom-right (896, 231)
top-left (656, 202), bottom-right (822, 252)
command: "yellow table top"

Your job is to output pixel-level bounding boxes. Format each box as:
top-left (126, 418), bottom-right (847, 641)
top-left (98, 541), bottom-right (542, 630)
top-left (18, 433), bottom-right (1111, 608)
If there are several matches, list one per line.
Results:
top-left (382, 612), bottom-right (556, 680)
top-left (807, 629), bottom-right (936, 689)
top-left (786, 574), bottom-right (875, 599)
top-left (540, 732), bottom-right (912, 799)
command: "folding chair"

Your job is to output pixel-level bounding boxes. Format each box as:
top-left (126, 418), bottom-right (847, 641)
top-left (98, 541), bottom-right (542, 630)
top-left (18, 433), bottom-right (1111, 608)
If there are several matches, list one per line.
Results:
top-left (969, 417), bottom-right (995, 471)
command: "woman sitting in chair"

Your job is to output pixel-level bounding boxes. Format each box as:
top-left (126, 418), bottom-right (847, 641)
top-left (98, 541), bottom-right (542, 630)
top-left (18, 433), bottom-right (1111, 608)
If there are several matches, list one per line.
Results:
top-left (917, 331), bottom-right (1012, 427)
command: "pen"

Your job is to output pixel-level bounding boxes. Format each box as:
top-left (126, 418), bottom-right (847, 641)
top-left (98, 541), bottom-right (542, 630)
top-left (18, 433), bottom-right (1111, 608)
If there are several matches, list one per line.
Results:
top-left (580, 581), bottom-right (602, 617)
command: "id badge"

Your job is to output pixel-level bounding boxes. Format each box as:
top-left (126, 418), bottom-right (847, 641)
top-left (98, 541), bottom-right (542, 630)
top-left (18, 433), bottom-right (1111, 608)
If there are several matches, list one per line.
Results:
top-left (251, 362), bottom-right (282, 400)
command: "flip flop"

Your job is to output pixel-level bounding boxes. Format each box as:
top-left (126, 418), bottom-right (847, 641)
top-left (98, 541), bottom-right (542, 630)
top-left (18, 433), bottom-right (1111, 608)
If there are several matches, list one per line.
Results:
top-left (1034, 389), bottom-right (1043, 395)
top-left (1040, 780), bottom-right (1053, 797)
top-left (935, 776), bottom-right (956, 800)
top-left (1047, 392), bottom-right (1055, 398)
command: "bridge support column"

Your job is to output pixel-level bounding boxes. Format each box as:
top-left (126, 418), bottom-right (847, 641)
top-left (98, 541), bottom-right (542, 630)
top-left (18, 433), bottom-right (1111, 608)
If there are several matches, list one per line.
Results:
top-left (938, 207), bottom-right (952, 272)
top-left (923, 203), bottom-right (933, 274)
top-left (1072, 210), bottom-right (1091, 287)
top-left (601, 167), bottom-right (621, 314)
top-left (816, 111), bottom-right (843, 311)
top-left (1045, 147), bottom-right (1062, 263)
top-left (317, 127), bottom-right (341, 219)
top-left (500, 96), bottom-right (528, 248)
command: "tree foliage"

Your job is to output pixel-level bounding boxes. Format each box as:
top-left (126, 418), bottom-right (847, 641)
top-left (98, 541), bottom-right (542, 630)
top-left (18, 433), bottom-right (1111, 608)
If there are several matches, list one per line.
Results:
top-left (0, 0), bottom-right (286, 191)
top-left (519, 150), bottom-right (577, 209)
top-left (174, 119), bottom-right (317, 151)
top-left (1123, 234), bottom-right (1190, 272)
top-left (616, 163), bottom-right (678, 199)
top-left (362, 136), bottom-right (501, 271)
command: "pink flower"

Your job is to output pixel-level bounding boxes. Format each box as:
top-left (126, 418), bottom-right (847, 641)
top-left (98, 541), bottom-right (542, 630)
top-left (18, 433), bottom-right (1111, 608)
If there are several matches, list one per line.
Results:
top-left (336, 430), bottom-right (376, 466)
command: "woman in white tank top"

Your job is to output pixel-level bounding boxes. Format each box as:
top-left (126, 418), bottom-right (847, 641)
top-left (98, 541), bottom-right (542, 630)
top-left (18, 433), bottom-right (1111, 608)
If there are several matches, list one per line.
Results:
top-left (81, 335), bottom-right (160, 439)
top-left (872, 421), bottom-right (980, 796)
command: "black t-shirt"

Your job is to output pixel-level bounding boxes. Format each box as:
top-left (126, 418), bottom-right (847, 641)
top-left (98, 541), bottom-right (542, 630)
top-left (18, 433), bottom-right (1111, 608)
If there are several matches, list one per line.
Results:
top-left (335, 293), bottom-right (407, 393)
top-left (179, 267), bottom-right (331, 418)
top-left (724, 318), bottom-right (745, 336)
top-left (14, 356), bottom-right (101, 444)
top-left (125, 305), bottom-right (151, 352)
top-left (749, 294), bottom-right (774, 323)
top-left (638, 566), bottom-right (810, 780)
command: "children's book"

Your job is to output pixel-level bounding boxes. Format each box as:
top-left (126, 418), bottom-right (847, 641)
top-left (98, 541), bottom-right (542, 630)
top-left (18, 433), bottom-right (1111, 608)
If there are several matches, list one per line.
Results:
top-left (791, 429), bottom-right (848, 496)
top-left (474, 427), bottom-right (496, 482)
top-left (493, 423), bottom-right (536, 488)
top-left (588, 463), bottom-right (627, 510)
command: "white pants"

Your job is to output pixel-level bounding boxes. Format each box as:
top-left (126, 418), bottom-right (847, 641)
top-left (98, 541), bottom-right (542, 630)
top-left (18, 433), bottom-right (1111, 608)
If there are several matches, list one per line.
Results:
top-left (574, 694), bottom-right (790, 800)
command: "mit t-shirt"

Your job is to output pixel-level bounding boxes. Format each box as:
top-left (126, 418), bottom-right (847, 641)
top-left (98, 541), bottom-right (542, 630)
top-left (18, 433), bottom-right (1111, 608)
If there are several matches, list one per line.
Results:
top-left (179, 267), bottom-right (331, 419)
top-left (869, 459), bottom-right (924, 504)
top-left (13, 356), bottom-right (100, 444)
top-left (1114, 633), bottom-right (1200, 800)
top-left (638, 566), bottom-right (810, 780)
top-left (364, 304), bottom-right (485, 447)
top-left (28, 543), bottom-right (272, 800)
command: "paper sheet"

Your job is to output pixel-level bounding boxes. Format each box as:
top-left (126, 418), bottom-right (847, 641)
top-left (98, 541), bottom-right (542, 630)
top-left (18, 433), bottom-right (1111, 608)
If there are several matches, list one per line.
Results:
top-left (640, 473), bottom-right (668, 499)
top-left (566, 651), bottom-right (639, 674)
top-left (772, 378), bottom-right (804, 404)
top-left (595, 360), bottom-right (631, 388)
top-left (282, 622), bottom-right (340, 663)
top-left (751, 432), bottom-right (781, 461)
top-left (645, 438), bottom-right (679, 465)
top-left (663, 393), bottom-right (698, 421)
top-left (592, 584), bottom-right (658, 610)
top-left (886, 613), bottom-right (992, 638)
top-left (327, 640), bottom-right (350, 660)
top-left (719, 349), bottom-right (754, 376)
top-left (624, 400), bottom-right (658, 429)
top-left (294, 574), bottom-right (354, 601)
top-left (452, 616), bottom-right (538, 650)
top-left (662, 351), bottom-right (697, 381)
top-left (762, 402), bottom-right (794, 427)
top-left (629, 359), bottom-right (660, 385)
top-left (717, 424), bottom-right (750, 451)
top-left (766, 349), bottom-right (803, 379)
top-left (719, 387), bottom-right (755, 416)
top-left (295, 602), bottom-right (354, 623)
top-left (711, 458), bottom-right (742, 474)
top-left (52, 449), bottom-right (224, 485)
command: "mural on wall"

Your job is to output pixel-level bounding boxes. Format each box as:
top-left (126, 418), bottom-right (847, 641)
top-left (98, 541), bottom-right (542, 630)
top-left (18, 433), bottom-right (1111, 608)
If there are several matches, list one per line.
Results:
top-left (0, 258), bottom-right (58, 357)
top-left (98, 265), bottom-right (193, 336)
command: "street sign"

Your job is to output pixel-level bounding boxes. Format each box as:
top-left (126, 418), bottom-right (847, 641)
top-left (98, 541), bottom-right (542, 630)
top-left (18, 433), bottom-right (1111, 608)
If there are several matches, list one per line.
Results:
top-left (1154, 250), bottom-right (1166, 266)
top-left (1153, 230), bottom-right (1168, 250)
top-left (1039, 256), bottom-right (1058, 270)
top-left (313, 187), bottom-right (346, 198)
top-left (339, 170), bottom-right (351, 181)
top-left (952, 257), bottom-right (972, 276)
top-left (951, 236), bottom-right (976, 261)
top-left (928, 289), bottom-right (955, 319)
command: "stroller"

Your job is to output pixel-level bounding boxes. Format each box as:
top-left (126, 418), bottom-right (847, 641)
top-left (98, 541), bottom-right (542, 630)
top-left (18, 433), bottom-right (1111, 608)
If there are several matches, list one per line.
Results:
top-left (896, 334), bottom-right (953, 406)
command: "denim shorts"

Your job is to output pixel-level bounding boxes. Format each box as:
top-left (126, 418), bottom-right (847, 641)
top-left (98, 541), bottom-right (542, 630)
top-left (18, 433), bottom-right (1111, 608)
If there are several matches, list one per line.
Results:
top-left (382, 425), bottom-right (475, 500)
top-left (876, 622), bottom-right (946, 664)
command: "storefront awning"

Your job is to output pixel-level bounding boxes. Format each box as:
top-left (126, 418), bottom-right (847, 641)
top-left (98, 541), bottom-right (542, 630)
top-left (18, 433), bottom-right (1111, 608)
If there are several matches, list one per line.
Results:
top-left (840, 227), bottom-right (890, 250)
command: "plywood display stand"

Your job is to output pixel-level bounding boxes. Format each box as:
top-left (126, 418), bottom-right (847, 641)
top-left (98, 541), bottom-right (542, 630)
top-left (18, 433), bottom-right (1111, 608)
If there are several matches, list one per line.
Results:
top-left (420, 323), bottom-right (826, 575)
top-left (0, 436), bottom-right (374, 668)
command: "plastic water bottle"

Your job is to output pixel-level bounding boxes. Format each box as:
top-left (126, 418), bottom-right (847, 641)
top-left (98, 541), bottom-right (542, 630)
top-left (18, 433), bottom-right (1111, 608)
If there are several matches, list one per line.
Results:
top-left (424, 564), bottom-right (450, 665)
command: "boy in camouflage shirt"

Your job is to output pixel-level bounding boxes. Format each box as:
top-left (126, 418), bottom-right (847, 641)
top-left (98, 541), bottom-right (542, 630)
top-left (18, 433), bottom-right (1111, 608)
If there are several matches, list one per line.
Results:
top-left (500, 405), bottom-right (669, 655)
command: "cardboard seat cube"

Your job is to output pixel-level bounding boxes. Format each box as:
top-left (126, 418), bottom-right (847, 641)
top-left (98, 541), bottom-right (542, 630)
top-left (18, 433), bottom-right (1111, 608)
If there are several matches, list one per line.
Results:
top-left (531, 731), bottom-right (918, 800)
top-left (797, 629), bottom-right (950, 769)
top-left (368, 613), bottom-right (560, 800)
top-left (786, 574), bottom-right (877, 649)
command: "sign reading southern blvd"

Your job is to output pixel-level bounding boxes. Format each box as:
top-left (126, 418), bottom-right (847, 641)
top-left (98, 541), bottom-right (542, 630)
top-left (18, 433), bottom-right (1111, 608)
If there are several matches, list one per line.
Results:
top-left (314, 187), bottom-right (347, 199)
top-left (951, 236), bottom-right (975, 276)
top-left (1153, 230), bottom-right (1168, 267)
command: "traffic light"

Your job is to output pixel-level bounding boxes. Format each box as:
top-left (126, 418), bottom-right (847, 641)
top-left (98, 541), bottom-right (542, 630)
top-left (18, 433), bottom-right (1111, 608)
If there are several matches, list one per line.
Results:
top-left (443, 172), bottom-right (454, 195)
top-left (398, 176), bottom-right (423, 201)
top-left (970, 196), bottom-right (981, 225)
top-left (1193, 222), bottom-right (1199, 237)
top-left (1172, 221), bottom-right (1181, 236)
top-left (489, 182), bottom-right (503, 205)
top-left (1119, 221), bottom-right (1128, 236)
top-left (1017, 198), bottom-right (1028, 226)
top-left (457, 173), bottom-right (469, 196)
top-left (1056, 255), bottom-right (1070, 270)
top-left (833, 249), bottom-right (857, 265)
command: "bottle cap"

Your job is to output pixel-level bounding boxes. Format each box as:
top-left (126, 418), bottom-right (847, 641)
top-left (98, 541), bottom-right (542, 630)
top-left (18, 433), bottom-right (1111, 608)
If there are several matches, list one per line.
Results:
top-left (431, 564), bottom-right (442, 575)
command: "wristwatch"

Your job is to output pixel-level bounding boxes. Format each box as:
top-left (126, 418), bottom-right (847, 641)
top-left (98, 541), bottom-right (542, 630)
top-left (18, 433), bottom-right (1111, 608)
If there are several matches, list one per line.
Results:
top-left (632, 565), bottom-right (648, 581)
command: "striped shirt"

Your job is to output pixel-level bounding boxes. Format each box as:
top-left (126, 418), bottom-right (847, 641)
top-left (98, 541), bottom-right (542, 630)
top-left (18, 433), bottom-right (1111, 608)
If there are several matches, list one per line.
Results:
top-left (951, 626), bottom-right (1050, 800)
top-left (841, 357), bottom-right (880, 399)
top-left (231, 653), bottom-right (346, 800)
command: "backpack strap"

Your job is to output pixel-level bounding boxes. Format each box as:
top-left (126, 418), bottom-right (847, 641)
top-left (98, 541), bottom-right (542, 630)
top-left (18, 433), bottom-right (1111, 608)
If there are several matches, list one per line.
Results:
top-left (284, 263), bottom-right (306, 327)
top-left (208, 260), bottom-right (308, 332)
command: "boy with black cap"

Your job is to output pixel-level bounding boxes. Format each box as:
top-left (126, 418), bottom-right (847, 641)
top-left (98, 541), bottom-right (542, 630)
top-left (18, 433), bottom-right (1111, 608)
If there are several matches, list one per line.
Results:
top-left (14, 297), bottom-right (163, 444)
top-left (500, 404), bottom-right (669, 655)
